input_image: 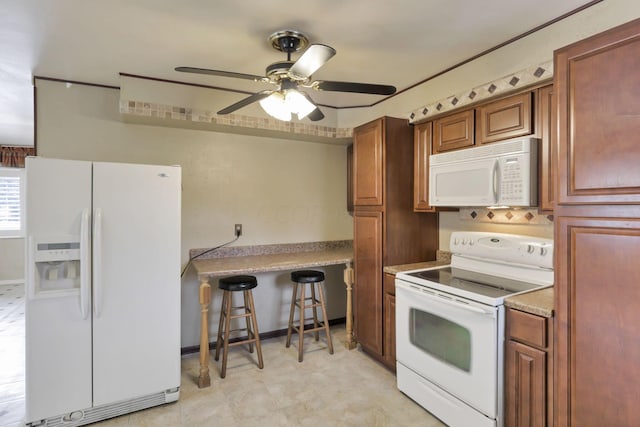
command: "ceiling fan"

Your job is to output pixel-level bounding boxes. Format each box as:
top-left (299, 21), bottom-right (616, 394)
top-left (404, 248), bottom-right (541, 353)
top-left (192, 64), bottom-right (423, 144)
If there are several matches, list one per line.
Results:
top-left (175, 30), bottom-right (397, 122)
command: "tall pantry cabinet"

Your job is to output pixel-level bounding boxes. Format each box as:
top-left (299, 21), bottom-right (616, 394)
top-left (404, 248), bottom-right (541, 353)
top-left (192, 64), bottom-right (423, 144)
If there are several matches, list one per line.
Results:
top-left (553, 18), bottom-right (640, 427)
top-left (352, 117), bottom-right (438, 369)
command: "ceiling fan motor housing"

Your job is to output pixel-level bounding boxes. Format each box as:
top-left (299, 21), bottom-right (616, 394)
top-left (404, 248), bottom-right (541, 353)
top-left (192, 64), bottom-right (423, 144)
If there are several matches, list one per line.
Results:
top-left (268, 30), bottom-right (309, 53)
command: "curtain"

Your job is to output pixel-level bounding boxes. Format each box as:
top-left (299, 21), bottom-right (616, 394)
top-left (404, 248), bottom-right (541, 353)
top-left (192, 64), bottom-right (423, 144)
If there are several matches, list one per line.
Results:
top-left (0, 146), bottom-right (35, 168)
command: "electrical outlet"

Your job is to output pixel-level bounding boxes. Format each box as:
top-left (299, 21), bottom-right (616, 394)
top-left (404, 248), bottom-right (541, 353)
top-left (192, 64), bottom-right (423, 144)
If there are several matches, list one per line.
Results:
top-left (234, 224), bottom-right (242, 237)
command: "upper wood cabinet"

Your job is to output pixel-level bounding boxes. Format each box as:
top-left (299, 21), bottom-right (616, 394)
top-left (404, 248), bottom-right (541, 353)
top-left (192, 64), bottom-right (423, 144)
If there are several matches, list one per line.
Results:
top-left (353, 119), bottom-right (384, 206)
top-left (555, 18), bottom-right (640, 205)
top-left (413, 121), bottom-right (434, 212)
top-left (537, 85), bottom-right (555, 212)
top-left (476, 92), bottom-right (533, 144)
top-left (432, 109), bottom-right (474, 153)
top-left (346, 143), bottom-right (354, 212)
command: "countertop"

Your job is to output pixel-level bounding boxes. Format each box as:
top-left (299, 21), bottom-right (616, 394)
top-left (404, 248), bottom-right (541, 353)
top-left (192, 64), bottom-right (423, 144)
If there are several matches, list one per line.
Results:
top-left (384, 250), bottom-right (554, 318)
top-left (383, 250), bottom-right (452, 275)
top-left (190, 240), bottom-right (353, 279)
top-left (504, 287), bottom-right (554, 318)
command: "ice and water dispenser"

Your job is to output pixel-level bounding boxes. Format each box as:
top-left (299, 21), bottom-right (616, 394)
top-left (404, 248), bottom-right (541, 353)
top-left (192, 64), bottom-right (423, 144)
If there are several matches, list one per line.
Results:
top-left (30, 237), bottom-right (82, 296)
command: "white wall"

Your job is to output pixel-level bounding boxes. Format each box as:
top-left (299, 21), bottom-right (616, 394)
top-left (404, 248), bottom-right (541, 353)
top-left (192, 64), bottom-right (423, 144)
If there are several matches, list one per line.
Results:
top-left (0, 238), bottom-right (24, 283)
top-left (35, 79), bottom-right (352, 347)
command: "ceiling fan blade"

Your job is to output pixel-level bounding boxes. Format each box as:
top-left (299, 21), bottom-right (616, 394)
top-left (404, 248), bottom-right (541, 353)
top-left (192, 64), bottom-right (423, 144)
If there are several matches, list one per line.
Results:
top-left (175, 66), bottom-right (266, 82)
top-left (288, 44), bottom-right (336, 80)
top-left (299, 92), bottom-right (324, 121)
top-left (307, 107), bottom-right (325, 122)
top-left (217, 90), bottom-right (273, 115)
top-left (313, 80), bottom-right (396, 95)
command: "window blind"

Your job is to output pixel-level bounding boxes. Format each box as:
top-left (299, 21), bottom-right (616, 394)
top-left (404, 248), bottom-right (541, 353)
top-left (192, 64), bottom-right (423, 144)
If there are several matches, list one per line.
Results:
top-left (0, 169), bottom-right (24, 237)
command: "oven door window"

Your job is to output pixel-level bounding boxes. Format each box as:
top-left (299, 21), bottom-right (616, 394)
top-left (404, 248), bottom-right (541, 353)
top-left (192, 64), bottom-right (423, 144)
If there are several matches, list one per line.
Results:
top-left (410, 308), bottom-right (471, 372)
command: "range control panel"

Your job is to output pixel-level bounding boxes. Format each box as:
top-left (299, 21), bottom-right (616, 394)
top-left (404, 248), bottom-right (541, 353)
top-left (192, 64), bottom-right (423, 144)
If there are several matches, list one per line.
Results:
top-left (450, 231), bottom-right (553, 269)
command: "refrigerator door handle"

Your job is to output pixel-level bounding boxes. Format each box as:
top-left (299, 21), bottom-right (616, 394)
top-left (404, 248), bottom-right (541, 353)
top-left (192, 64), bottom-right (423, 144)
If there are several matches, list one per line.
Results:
top-left (93, 208), bottom-right (103, 318)
top-left (26, 236), bottom-right (36, 299)
top-left (80, 208), bottom-right (91, 319)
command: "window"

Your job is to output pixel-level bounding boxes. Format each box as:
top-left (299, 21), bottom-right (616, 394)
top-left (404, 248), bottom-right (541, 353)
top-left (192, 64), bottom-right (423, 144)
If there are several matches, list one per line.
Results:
top-left (0, 168), bottom-right (24, 238)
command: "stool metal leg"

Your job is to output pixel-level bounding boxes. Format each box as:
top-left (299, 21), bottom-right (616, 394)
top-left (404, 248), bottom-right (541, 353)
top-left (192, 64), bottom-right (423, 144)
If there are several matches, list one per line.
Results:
top-left (246, 290), bottom-right (264, 369)
top-left (214, 290), bottom-right (227, 362)
top-left (297, 281), bottom-right (305, 362)
top-left (220, 290), bottom-right (233, 378)
top-left (243, 290), bottom-right (254, 354)
top-left (310, 283), bottom-right (320, 341)
top-left (286, 282), bottom-right (298, 348)
top-left (318, 282), bottom-right (334, 355)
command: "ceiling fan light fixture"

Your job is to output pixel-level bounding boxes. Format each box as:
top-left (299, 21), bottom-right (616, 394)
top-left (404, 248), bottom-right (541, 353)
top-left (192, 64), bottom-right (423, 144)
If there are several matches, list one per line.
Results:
top-left (259, 92), bottom-right (291, 121)
top-left (259, 89), bottom-right (316, 121)
top-left (285, 89), bottom-right (316, 120)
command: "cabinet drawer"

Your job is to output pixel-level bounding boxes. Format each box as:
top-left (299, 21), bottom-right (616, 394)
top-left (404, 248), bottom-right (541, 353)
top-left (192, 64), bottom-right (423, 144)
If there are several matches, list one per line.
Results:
top-left (507, 309), bottom-right (547, 349)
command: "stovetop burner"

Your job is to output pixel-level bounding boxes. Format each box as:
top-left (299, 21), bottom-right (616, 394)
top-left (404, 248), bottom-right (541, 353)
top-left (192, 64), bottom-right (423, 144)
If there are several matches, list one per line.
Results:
top-left (407, 266), bottom-right (544, 300)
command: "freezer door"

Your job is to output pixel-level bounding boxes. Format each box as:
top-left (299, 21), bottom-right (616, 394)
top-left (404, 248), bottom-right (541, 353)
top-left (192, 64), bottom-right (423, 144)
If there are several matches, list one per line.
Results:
top-left (25, 157), bottom-right (93, 422)
top-left (91, 162), bottom-right (181, 406)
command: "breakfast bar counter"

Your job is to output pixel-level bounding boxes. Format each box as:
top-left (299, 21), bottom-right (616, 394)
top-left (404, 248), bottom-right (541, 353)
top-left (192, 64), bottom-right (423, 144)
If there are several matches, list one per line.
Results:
top-left (190, 240), bottom-right (354, 388)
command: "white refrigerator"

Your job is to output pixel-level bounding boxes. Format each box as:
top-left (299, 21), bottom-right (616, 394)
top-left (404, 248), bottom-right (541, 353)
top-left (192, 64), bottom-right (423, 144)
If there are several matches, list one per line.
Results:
top-left (24, 157), bottom-right (181, 426)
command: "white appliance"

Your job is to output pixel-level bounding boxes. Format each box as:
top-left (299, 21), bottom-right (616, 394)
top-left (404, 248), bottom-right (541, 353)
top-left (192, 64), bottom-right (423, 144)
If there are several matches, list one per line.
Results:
top-left (24, 157), bottom-right (181, 427)
top-left (395, 232), bottom-right (553, 427)
top-left (429, 137), bottom-right (539, 207)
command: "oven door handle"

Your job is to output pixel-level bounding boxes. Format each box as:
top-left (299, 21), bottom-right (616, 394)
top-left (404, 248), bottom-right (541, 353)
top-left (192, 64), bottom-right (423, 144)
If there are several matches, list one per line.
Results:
top-left (433, 294), bottom-right (494, 315)
top-left (398, 281), bottom-right (495, 316)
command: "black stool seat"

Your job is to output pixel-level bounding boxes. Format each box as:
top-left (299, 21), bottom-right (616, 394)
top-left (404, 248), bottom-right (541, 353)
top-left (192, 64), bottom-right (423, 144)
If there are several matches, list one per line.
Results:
top-left (218, 275), bottom-right (258, 291)
top-left (291, 270), bottom-right (325, 283)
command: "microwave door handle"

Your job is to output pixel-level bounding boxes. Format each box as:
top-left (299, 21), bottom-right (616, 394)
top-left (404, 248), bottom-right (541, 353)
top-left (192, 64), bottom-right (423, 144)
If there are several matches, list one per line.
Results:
top-left (492, 160), bottom-right (500, 204)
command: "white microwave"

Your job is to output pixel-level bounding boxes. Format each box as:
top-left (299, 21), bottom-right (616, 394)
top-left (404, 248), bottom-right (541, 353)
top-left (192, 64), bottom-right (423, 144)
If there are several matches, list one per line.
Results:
top-left (429, 137), bottom-right (538, 207)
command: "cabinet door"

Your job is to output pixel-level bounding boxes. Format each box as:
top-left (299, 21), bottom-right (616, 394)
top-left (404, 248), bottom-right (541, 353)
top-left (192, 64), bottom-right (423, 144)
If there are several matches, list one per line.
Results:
top-left (353, 119), bottom-right (384, 206)
top-left (506, 341), bottom-right (546, 427)
top-left (432, 109), bottom-right (474, 153)
top-left (383, 292), bottom-right (396, 369)
top-left (555, 216), bottom-right (640, 426)
top-left (347, 144), bottom-right (354, 212)
top-left (555, 19), bottom-right (640, 205)
top-left (476, 92), bottom-right (533, 144)
top-left (353, 210), bottom-right (383, 355)
top-left (537, 85), bottom-right (555, 212)
top-left (413, 121), bottom-right (434, 211)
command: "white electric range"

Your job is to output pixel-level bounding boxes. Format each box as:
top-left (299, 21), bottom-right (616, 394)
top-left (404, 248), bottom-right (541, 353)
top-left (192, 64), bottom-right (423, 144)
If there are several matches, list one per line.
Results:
top-left (395, 231), bottom-right (553, 427)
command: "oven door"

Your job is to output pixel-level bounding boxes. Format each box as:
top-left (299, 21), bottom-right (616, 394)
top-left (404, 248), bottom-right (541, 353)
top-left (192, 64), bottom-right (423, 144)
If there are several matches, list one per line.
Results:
top-left (396, 279), bottom-right (502, 418)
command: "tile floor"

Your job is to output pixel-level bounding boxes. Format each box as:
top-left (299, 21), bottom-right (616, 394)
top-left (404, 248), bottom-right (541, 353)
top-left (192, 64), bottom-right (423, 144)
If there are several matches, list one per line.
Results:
top-left (0, 284), bottom-right (445, 426)
top-left (0, 283), bottom-right (25, 427)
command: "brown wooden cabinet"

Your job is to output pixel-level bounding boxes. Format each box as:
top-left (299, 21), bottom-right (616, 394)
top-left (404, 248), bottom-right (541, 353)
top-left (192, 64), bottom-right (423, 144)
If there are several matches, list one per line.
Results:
top-left (353, 210), bottom-right (383, 354)
top-left (506, 308), bottom-right (553, 427)
top-left (413, 121), bottom-right (434, 212)
top-left (432, 109), bottom-right (475, 153)
top-left (353, 119), bottom-right (384, 206)
top-left (352, 117), bottom-right (438, 367)
top-left (553, 18), bottom-right (640, 427)
top-left (476, 92), bottom-right (533, 145)
top-left (537, 85), bottom-right (555, 212)
top-left (556, 19), bottom-right (640, 206)
top-left (383, 273), bottom-right (396, 370)
top-left (346, 143), bottom-right (354, 212)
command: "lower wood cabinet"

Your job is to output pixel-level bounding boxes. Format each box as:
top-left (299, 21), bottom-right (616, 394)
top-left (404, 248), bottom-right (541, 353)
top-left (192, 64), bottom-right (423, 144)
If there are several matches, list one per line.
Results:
top-left (505, 308), bottom-right (553, 427)
top-left (383, 273), bottom-right (396, 370)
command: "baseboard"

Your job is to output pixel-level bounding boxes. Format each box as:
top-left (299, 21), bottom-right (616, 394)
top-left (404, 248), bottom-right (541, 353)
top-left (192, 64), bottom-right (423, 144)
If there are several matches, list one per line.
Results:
top-left (0, 279), bottom-right (24, 286)
top-left (181, 317), bottom-right (346, 355)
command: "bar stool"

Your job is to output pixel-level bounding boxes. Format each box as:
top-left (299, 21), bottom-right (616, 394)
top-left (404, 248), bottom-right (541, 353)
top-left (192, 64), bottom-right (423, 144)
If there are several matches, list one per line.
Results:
top-left (214, 275), bottom-right (264, 378)
top-left (286, 270), bottom-right (334, 362)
